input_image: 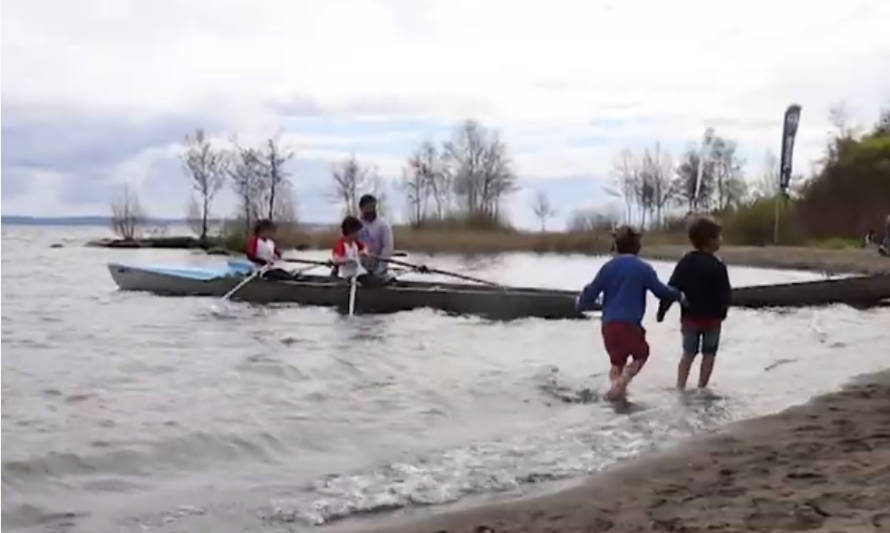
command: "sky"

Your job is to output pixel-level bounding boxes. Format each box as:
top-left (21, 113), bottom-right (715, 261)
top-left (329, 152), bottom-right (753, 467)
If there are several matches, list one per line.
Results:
top-left (2, 0), bottom-right (889, 229)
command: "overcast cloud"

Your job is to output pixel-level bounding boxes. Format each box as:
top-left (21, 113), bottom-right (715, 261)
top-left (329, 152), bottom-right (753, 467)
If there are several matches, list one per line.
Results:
top-left (3, 0), bottom-right (889, 227)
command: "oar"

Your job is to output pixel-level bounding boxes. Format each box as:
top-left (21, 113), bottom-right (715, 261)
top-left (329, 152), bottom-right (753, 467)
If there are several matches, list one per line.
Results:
top-left (220, 262), bottom-right (272, 301)
top-left (348, 275), bottom-right (357, 316)
top-left (281, 258), bottom-right (332, 268)
top-left (374, 256), bottom-right (502, 288)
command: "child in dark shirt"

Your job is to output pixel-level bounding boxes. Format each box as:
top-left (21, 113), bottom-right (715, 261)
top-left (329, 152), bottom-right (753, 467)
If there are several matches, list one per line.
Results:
top-left (657, 216), bottom-right (731, 390)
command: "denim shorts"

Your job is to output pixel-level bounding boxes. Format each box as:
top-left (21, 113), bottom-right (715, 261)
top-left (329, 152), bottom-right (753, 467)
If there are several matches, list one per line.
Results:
top-left (682, 324), bottom-right (721, 355)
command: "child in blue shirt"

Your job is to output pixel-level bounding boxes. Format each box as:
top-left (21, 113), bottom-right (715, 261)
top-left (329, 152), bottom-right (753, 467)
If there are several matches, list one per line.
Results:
top-left (577, 226), bottom-right (682, 400)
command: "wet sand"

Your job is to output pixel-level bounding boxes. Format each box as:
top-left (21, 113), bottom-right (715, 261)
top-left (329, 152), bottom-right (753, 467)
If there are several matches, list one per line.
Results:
top-left (363, 371), bottom-right (890, 533)
top-left (645, 245), bottom-right (890, 276)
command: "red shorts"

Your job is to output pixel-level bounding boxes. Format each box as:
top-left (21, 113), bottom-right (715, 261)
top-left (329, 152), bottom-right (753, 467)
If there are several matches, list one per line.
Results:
top-left (601, 322), bottom-right (650, 367)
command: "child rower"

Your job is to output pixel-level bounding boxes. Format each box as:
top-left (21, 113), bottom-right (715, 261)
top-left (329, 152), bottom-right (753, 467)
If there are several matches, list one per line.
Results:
top-left (657, 215), bottom-right (731, 390)
top-left (576, 226), bottom-right (683, 400)
top-left (246, 219), bottom-right (294, 280)
top-left (332, 215), bottom-right (368, 279)
top-left (246, 219), bottom-right (281, 266)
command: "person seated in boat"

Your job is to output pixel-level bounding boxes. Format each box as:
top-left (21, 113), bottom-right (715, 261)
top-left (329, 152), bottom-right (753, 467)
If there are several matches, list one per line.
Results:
top-left (357, 194), bottom-right (394, 280)
top-left (576, 226), bottom-right (683, 401)
top-left (246, 219), bottom-right (292, 280)
top-left (331, 215), bottom-right (369, 280)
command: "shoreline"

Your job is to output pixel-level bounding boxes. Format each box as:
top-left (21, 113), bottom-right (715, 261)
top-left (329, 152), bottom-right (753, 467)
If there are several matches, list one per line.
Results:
top-left (642, 244), bottom-right (890, 276)
top-left (346, 370), bottom-right (890, 533)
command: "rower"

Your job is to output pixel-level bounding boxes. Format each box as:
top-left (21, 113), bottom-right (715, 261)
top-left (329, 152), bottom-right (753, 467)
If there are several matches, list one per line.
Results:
top-left (357, 194), bottom-right (394, 281)
top-left (246, 219), bottom-right (291, 280)
top-left (332, 216), bottom-right (368, 280)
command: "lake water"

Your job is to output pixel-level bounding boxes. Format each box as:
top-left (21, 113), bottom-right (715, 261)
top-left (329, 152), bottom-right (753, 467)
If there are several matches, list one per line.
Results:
top-left (2, 226), bottom-right (889, 532)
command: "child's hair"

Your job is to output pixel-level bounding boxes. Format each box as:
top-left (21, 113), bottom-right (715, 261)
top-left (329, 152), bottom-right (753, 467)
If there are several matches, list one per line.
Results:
top-left (358, 194), bottom-right (377, 208)
top-left (253, 219), bottom-right (276, 235)
top-left (612, 225), bottom-right (642, 254)
top-left (688, 215), bottom-right (722, 249)
top-left (341, 215), bottom-right (363, 236)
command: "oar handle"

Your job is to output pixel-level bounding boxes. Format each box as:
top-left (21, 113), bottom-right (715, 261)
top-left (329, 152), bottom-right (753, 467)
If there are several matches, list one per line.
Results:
top-left (281, 257), bottom-right (333, 268)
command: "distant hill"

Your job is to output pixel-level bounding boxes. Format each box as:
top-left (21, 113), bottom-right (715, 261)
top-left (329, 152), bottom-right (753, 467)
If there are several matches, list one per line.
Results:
top-left (1, 215), bottom-right (332, 231)
top-left (2, 215), bottom-right (176, 226)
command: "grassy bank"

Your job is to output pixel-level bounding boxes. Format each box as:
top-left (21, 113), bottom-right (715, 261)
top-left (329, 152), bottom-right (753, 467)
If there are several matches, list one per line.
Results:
top-left (303, 226), bottom-right (688, 255)
top-left (289, 227), bottom-right (888, 275)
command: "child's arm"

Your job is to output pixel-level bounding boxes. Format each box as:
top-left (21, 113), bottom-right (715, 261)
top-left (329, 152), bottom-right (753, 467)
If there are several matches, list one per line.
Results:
top-left (645, 264), bottom-right (680, 302)
top-left (576, 266), bottom-right (607, 311)
top-left (717, 262), bottom-right (731, 319)
top-left (331, 240), bottom-right (349, 265)
top-left (656, 260), bottom-right (684, 321)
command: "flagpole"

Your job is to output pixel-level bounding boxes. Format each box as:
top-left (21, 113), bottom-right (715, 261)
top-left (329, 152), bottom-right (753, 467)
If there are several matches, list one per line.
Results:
top-left (694, 127), bottom-right (715, 212)
top-left (775, 104), bottom-right (802, 244)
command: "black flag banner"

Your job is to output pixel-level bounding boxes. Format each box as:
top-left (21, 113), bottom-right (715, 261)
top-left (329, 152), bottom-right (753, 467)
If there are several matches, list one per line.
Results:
top-left (779, 104), bottom-right (802, 190)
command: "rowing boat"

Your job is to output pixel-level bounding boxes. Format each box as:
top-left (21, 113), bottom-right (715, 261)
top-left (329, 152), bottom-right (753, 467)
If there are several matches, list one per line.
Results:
top-left (107, 262), bottom-right (585, 320)
top-left (730, 273), bottom-right (890, 308)
top-left (107, 262), bottom-right (890, 319)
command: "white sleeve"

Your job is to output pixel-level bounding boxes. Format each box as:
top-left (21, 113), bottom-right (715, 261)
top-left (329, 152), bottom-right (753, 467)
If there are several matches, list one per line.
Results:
top-left (379, 222), bottom-right (394, 260)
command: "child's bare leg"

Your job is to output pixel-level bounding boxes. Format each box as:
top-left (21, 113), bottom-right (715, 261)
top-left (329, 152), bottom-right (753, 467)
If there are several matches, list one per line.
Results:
top-left (606, 364), bottom-right (625, 399)
top-left (614, 357), bottom-right (646, 397)
top-left (677, 353), bottom-right (695, 390)
top-left (698, 354), bottom-right (716, 388)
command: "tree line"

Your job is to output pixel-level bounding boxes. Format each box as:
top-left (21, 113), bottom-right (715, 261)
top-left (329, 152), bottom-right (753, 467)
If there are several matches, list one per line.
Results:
top-left (596, 133), bottom-right (747, 230)
top-left (397, 119), bottom-right (518, 228)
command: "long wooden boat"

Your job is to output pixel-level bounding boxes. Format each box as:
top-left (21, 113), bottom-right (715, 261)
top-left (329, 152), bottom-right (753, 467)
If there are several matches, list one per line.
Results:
top-left (108, 262), bottom-right (890, 320)
top-left (107, 262), bottom-right (586, 320)
top-left (731, 273), bottom-right (890, 308)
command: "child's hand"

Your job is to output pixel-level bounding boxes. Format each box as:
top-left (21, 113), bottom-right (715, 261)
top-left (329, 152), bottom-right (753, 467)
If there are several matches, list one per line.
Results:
top-left (679, 291), bottom-right (689, 307)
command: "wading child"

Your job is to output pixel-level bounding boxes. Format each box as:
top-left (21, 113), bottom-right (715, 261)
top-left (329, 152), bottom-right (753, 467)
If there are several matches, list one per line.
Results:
top-left (577, 226), bottom-right (682, 400)
top-left (657, 215), bottom-right (731, 390)
top-left (332, 215), bottom-right (368, 279)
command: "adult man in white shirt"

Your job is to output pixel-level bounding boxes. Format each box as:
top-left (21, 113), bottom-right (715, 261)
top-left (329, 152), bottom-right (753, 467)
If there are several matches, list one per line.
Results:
top-left (357, 194), bottom-right (394, 279)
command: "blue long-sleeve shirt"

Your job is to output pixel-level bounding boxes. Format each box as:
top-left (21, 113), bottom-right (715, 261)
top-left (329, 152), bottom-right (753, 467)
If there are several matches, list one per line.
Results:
top-left (577, 254), bottom-right (679, 325)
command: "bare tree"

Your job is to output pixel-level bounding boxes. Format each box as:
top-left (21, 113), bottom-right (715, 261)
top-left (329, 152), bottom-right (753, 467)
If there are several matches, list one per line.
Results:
top-left (673, 148), bottom-right (713, 211)
top-left (181, 129), bottom-right (227, 244)
top-left (754, 149), bottom-right (780, 199)
top-left (603, 149), bottom-right (638, 225)
top-left (402, 145), bottom-right (431, 226)
top-left (425, 143), bottom-right (452, 220)
top-left (531, 190), bottom-right (557, 231)
top-left (330, 154), bottom-right (375, 215)
top-left (828, 101), bottom-right (853, 139)
top-left (228, 142), bottom-right (265, 235)
top-left (710, 136), bottom-right (746, 210)
top-left (185, 197), bottom-right (203, 237)
top-left (444, 120), bottom-right (517, 222)
top-left (567, 207), bottom-right (618, 232)
top-left (254, 137), bottom-right (295, 221)
top-left (110, 184), bottom-right (146, 240)
top-left (640, 143), bottom-right (674, 228)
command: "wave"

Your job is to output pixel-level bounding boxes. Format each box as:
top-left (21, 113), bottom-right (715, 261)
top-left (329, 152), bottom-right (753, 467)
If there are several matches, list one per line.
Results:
top-left (2, 429), bottom-right (287, 487)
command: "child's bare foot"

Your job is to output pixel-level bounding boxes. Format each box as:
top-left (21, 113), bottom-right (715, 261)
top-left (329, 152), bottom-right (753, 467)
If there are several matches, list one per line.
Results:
top-left (604, 385), bottom-right (625, 401)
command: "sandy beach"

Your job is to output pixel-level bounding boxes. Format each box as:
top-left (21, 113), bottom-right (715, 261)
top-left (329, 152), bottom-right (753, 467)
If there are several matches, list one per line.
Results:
top-left (357, 371), bottom-right (890, 533)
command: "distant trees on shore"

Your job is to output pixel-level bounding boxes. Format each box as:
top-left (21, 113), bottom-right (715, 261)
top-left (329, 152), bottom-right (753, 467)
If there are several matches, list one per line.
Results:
top-left (109, 184), bottom-right (145, 240)
top-left (401, 120), bottom-right (517, 228)
top-left (178, 132), bottom-right (297, 240)
top-left (605, 135), bottom-right (747, 230)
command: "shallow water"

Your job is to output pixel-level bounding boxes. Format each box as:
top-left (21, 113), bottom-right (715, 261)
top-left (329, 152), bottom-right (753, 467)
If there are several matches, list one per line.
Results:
top-left (2, 226), bottom-right (888, 532)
